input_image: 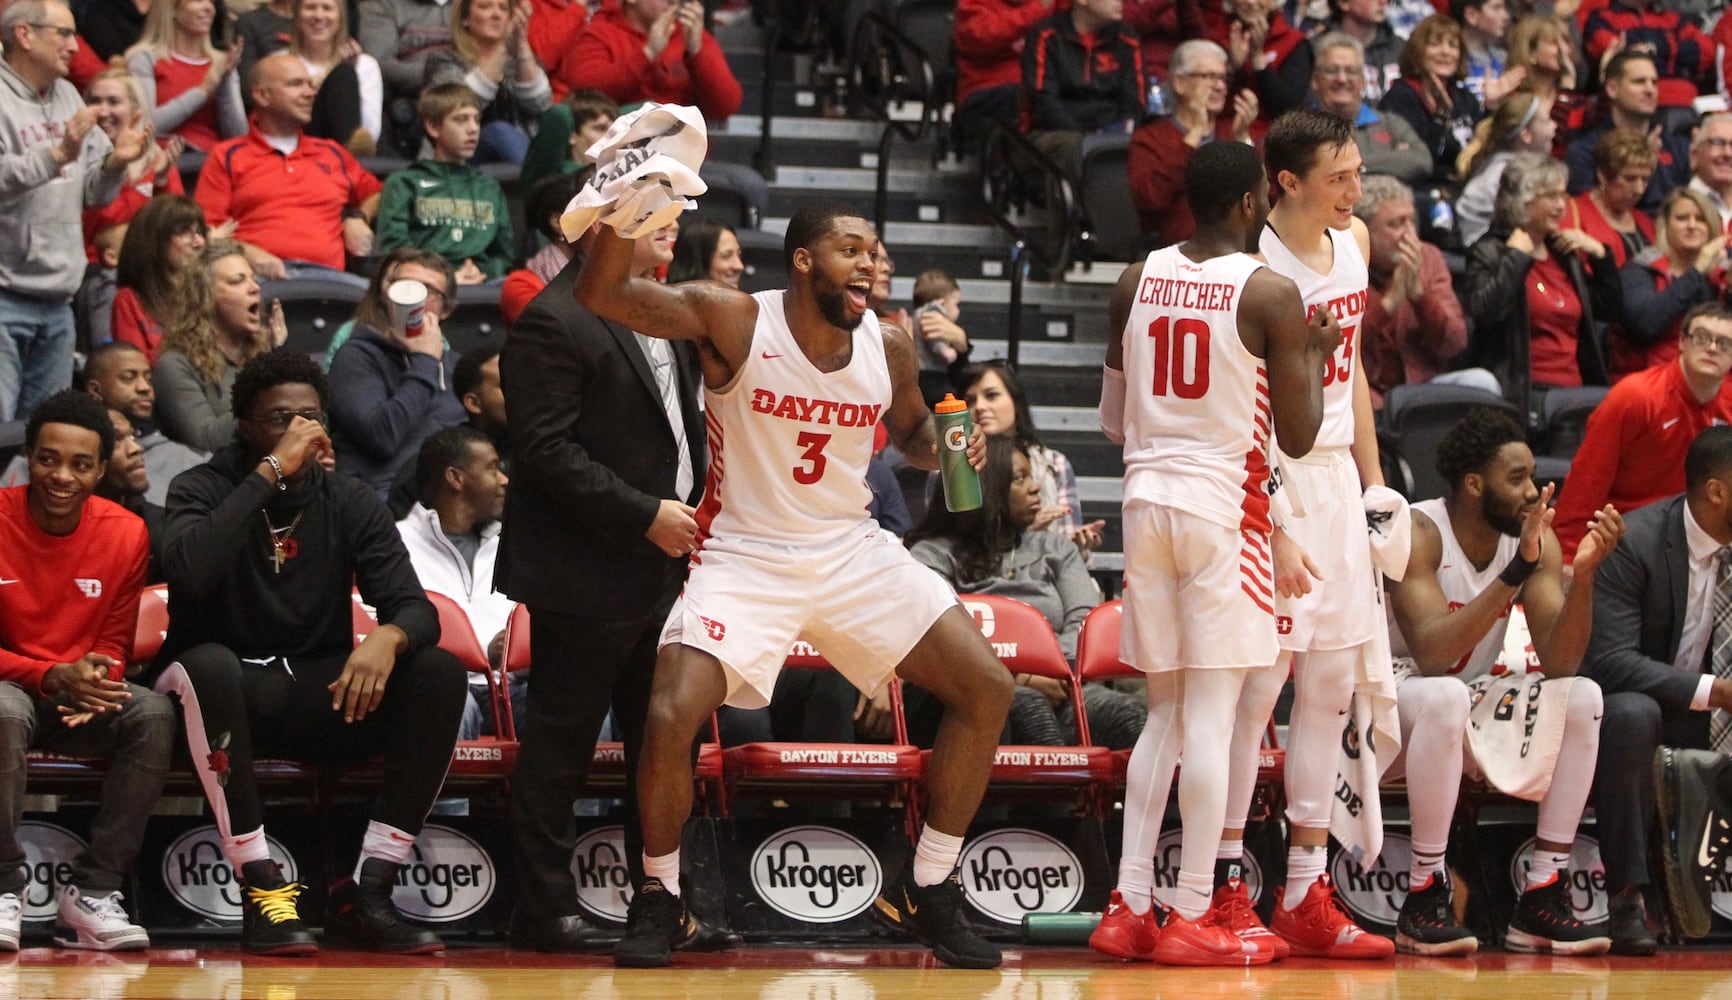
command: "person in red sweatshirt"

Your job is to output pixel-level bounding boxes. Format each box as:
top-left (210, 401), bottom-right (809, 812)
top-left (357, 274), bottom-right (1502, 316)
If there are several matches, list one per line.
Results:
top-left (0, 390), bottom-right (172, 953)
top-left (553, 0), bottom-right (742, 122)
top-left (955, 0), bottom-right (1059, 145)
top-left (1555, 302), bottom-right (1732, 561)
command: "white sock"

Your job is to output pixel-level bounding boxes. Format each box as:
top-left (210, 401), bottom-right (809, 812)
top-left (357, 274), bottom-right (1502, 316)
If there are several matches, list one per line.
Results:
top-left (353, 821), bottom-right (417, 880)
top-left (644, 849), bottom-right (682, 897)
top-left (225, 826), bottom-right (271, 870)
top-left (1284, 845), bottom-right (1326, 911)
top-left (1174, 870), bottom-right (1213, 922)
top-left (1117, 858), bottom-right (1154, 915)
top-left (1408, 842), bottom-right (1447, 890)
top-left (1526, 849), bottom-right (1572, 891)
top-left (912, 827), bottom-right (965, 887)
top-left (1217, 839), bottom-right (1243, 861)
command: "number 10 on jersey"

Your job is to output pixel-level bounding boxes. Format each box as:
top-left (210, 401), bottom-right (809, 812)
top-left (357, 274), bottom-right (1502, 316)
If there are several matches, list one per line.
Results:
top-left (1148, 316), bottom-right (1211, 399)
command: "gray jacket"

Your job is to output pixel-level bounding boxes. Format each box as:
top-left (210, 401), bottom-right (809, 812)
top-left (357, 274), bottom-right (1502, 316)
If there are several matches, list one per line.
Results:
top-left (0, 60), bottom-right (125, 300)
top-left (358, 0), bottom-right (456, 98)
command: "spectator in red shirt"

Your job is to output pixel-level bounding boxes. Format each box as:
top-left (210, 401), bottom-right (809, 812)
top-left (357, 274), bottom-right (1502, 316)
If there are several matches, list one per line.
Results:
top-left (1554, 302), bottom-right (1732, 560)
top-left (195, 53), bottom-right (383, 282)
top-left (81, 68), bottom-right (187, 265)
top-left (553, 0), bottom-right (742, 123)
top-left (955, 0), bottom-right (1058, 146)
top-left (1582, 0), bottom-right (1711, 108)
top-left (1128, 39), bottom-right (1257, 244)
top-left (1687, 113), bottom-right (1732, 232)
top-left (527, 0), bottom-right (587, 88)
top-left (112, 195), bottom-right (209, 362)
top-left (1568, 127), bottom-right (1655, 268)
top-left (1616, 187), bottom-right (1729, 377)
top-left (0, 390), bottom-right (172, 953)
top-left (123, 0), bottom-right (246, 153)
top-left (1355, 173), bottom-right (1481, 407)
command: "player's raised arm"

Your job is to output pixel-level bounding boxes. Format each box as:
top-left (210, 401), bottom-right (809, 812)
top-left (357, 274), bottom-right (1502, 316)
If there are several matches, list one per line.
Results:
top-left (576, 227), bottom-right (754, 345)
top-left (1246, 268), bottom-right (1333, 458)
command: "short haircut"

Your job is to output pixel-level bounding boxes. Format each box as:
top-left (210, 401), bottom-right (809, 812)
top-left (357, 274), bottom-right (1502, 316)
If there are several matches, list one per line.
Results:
top-left (84, 341), bottom-right (149, 383)
top-left (1170, 39), bottom-right (1229, 77)
top-left (26, 389), bottom-right (115, 459)
top-left (1189, 139), bottom-right (1266, 225)
top-left (1310, 31), bottom-right (1366, 65)
top-left (231, 349), bottom-right (329, 420)
top-left (565, 87), bottom-right (619, 125)
top-left (1, 0), bottom-right (53, 48)
top-left (1604, 50), bottom-right (1657, 87)
top-left (1398, 16), bottom-right (1466, 82)
top-left (1682, 301), bottom-right (1732, 341)
top-left (1354, 173), bottom-right (1414, 223)
top-left (1492, 151), bottom-right (1566, 232)
top-left (911, 269), bottom-right (959, 309)
top-left (784, 200), bottom-right (866, 267)
top-left (1435, 406), bottom-right (1526, 490)
top-left (1687, 425), bottom-right (1732, 492)
top-left (416, 424), bottom-right (493, 505)
top-left (1696, 112), bottom-right (1732, 148)
top-left (355, 247), bottom-right (456, 335)
top-left (453, 342), bottom-right (500, 400)
top-left (1264, 109), bottom-right (1356, 188)
top-left (526, 170), bottom-right (588, 241)
top-left (1594, 126), bottom-right (1657, 178)
top-left (419, 82), bottom-right (481, 126)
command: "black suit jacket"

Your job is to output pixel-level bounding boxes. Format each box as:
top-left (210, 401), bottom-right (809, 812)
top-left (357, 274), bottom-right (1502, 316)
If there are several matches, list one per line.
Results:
top-left (1581, 493), bottom-right (1709, 745)
top-left (494, 258), bottom-right (706, 619)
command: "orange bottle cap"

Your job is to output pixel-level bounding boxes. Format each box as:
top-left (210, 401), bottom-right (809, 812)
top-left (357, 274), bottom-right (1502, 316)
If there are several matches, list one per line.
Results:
top-left (934, 393), bottom-right (967, 414)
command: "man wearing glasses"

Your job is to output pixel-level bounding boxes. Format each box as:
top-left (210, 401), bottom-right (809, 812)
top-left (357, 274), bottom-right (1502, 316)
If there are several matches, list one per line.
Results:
top-left (147, 349), bottom-right (468, 955)
top-left (1308, 33), bottom-right (1432, 184)
top-left (1553, 304), bottom-right (1732, 564)
top-left (0, 0), bottom-right (150, 421)
top-left (1687, 114), bottom-right (1732, 233)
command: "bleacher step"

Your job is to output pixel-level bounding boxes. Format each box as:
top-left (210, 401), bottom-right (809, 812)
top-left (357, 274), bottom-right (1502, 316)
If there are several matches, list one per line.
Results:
top-left (760, 217), bottom-right (1002, 249)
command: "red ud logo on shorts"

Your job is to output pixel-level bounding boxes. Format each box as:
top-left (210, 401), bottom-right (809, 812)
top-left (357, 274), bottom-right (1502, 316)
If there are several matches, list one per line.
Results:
top-left (699, 616), bottom-right (727, 641)
top-left (1275, 615), bottom-right (1293, 636)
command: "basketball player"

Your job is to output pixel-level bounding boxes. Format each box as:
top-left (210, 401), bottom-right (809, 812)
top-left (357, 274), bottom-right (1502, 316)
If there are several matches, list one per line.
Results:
top-left (1214, 109), bottom-right (1394, 960)
top-left (1385, 407), bottom-right (1621, 955)
top-left (1089, 140), bottom-right (1339, 965)
top-left (575, 198), bottom-right (1015, 970)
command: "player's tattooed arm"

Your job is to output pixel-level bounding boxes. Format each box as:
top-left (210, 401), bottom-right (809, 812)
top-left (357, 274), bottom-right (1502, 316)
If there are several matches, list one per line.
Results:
top-left (575, 228), bottom-right (756, 364)
top-left (881, 323), bottom-right (941, 470)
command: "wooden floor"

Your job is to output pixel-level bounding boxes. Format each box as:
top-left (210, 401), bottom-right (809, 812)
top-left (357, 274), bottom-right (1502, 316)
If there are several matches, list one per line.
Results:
top-left (8, 945), bottom-right (1732, 1000)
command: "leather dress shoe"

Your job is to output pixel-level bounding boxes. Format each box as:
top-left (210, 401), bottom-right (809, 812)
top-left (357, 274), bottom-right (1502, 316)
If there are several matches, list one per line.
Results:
top-left (1607, 887), bottom-right (1657, 957)
top-left (509, 912), bottom-right (616, 953)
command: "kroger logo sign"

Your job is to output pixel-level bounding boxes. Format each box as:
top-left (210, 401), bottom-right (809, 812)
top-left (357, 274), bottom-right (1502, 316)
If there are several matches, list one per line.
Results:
top-left (1509, 835), bottom-right (1608, 923)
top-left (750, 826), bottom-right (881, 923)
top-left (391, 824), bottom-right (495, 923)
top-left (571, 825), bottom-right (633, 925)
top-left (163, 826), bottom-right (298, 920)
top-left (959, 828), bottom-right (1084, 924)
top-left (18, 822), bottom-right (87, 923)
top-left (1331, 832), bottom-right (1412, 930)
top-left (1152, 829), bottom-right (1263, 909)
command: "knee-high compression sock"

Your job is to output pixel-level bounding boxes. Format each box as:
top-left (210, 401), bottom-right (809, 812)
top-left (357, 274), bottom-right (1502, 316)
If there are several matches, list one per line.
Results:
top-left (1117, 672), bottom-right (1184, 916)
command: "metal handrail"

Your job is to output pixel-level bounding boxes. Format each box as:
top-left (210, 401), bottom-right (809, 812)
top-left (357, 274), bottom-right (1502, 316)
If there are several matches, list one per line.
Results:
top-left (978, 122), bottom-right (1080, 367)
top-left (846, 12), bottom-right (935, 234)
top-left (752, 0), bottom-right (823, 176)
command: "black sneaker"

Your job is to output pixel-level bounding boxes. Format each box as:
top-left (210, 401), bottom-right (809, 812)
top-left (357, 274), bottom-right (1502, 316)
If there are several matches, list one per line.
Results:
top-left (872, 869), bottom-right (1002, 969)
top-left (1506, 874), bottom-right (1611, 954)
top-left (239, 860), bottom-right (317, 957)
top-left (1394, 871), bottom-right (1478, 957)
top-left (1607, 886), bottom-right (1658, 956)
top-left (1655, 746), bottom-right (1732, 939)
top-left (614, 878), bottom-right (688, 969)
top-left (325, 859), bottom-right (444, 954)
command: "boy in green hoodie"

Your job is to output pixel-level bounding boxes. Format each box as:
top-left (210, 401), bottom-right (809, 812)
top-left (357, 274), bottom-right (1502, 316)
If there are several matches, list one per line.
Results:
top-left (376, 84), bottom-right (515, 284)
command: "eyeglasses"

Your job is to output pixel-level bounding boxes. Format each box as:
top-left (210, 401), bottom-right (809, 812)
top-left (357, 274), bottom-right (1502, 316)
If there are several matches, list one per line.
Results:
top-left (244, 409), bottom-right (327, 429)
top-left (1316, 65), bottom-right (1365, 77)
top-left (1699, 137), bottom-right (1732, 150)
top-left (29, 23), bottom-right (77, 39)
top-left (1178, 71), bottom-right (1230, 83)
top-left (1687, 331), bottom-right (1732, 354)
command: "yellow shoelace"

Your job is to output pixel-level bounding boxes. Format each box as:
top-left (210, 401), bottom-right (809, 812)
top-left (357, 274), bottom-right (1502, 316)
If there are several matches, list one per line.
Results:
top-left (246, 883), bottom-right (304, 924)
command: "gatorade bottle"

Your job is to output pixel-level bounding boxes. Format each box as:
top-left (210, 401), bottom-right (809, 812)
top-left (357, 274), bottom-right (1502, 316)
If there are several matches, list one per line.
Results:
top-left (933, 394), bottom-right (982, 512)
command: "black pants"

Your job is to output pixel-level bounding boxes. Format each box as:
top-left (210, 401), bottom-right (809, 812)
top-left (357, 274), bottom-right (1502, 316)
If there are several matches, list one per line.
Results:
top-left (510, 603), bottom-right (663, 920)
top-left (155, 644), bottom-right (467, 841)
top-left (1592, 690), bottom-right (1709, 892)
top-left (308, 60), bottom-right (363, 146)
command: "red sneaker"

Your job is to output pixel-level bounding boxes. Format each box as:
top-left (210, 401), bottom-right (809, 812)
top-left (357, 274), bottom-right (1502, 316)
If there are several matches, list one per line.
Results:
top-left (1210, 877), bottom-right (1289, 961)
top-left (1152, 910), bottom-right (1271, 967)
top-left (1089, 890), bottom-right (1159, 961)
top-left (1270, 875), bottom-right (1395, 960)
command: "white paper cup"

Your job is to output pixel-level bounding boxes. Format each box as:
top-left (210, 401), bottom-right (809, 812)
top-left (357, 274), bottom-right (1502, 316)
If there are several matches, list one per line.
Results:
top-left (386, 279), bottom-right (429, 338)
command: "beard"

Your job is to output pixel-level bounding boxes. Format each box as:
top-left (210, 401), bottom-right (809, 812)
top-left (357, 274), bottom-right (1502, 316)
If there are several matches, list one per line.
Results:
top-left (1481, 491), bottom-right (1527, 539)
top-left (814, 281), bottom-right (864, 332)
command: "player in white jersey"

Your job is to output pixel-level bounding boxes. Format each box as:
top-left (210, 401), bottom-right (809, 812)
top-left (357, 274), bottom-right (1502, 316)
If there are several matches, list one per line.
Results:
top-left (577, 196), bottom-right (1014, 971)
top-left (1385, 408), bottom-right (1622, 955)
top-left (1091, 140), bottom-right (1338, 965)
top-left (1210, 109), bottom-right (1395, 961)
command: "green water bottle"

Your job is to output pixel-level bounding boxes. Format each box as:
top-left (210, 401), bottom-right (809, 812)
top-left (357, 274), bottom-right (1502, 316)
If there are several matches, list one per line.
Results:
top-left (934, 394), bottom-right (982, 512)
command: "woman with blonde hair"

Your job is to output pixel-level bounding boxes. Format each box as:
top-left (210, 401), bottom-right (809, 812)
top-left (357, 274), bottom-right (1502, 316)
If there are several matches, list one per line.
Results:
top-left (1506, 15), bottom-right (1586, 149)
top-left (154, 241), bottom-right (288, 451)
top-left (1456, 90), bottom-right (1556, 244)
top-left (420, 0), bottom-right (550, 163)
top-left (290, 0), bottom-right (384, 154)
top-left (1618, 187), bottom-right (1730, 375)
top-left (82, 67), bottom-right (187, 263)
top-left (124, 0), bottom-right (246, 151)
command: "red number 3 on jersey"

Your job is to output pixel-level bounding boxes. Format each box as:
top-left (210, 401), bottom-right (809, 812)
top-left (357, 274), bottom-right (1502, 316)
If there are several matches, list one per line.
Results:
top-left (1321, 323), bottom-right (1356, 387)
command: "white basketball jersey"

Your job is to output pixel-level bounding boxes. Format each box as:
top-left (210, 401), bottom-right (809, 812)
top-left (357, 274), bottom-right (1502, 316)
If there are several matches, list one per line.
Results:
top-left (1392, 498), bottom-right (1522, 680)
top-left (1118, 246), bottom-right (1273, 533)
top-left (1259, 224), bottom-right (1369, 455)
top-left (692, 290), bottom-right (889, 550)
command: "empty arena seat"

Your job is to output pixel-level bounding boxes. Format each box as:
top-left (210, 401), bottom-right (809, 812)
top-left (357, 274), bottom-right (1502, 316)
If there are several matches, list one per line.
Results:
top-left (1381, 384), bottom-right (1520, 500)
top-left (427, 591), bottom-right (517, 777)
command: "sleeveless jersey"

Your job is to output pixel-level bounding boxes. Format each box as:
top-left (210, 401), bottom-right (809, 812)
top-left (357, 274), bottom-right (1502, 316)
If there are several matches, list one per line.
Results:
top-left (692, 290), bottom-right (890, 550)
top-left (1392, 498), bottom-right (1522, 680)
top-left (1118, 246), bottom-right (1273, 533)
top-left (1259, 224), bottom-right (1369, 455)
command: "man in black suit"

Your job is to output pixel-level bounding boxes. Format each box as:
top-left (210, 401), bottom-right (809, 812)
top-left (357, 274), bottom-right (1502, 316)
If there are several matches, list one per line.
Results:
top-left (495, 220), bottom-right (713, 952)
top-left (1582, 424), bottom-right (1732, 954)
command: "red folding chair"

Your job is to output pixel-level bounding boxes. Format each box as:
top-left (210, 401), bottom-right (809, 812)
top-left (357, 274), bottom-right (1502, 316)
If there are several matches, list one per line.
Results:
top-left (130, 584), bottom-right (169, 674)
top-left (427, 591), bottom-right (517, 778)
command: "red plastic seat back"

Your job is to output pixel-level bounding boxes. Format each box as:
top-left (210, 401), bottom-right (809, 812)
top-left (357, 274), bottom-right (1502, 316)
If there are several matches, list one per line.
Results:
top-left (1076, 600), bottom-right (1133, 684)
top-left (504, 603), bottom-right (532, 674)
top-left (132, 585), bottom-right (169, 667)
top-left (426, 591), bottom-right (491, 675)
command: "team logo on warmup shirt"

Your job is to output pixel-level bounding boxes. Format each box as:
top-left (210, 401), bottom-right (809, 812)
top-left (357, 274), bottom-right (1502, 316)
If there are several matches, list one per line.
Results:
top-left (74, 578), bottom-right (102, 598)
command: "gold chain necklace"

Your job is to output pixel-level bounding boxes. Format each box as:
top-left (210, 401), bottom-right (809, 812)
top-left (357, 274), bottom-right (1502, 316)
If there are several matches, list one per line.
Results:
top-left (262, 508), bottom-right (305, 574)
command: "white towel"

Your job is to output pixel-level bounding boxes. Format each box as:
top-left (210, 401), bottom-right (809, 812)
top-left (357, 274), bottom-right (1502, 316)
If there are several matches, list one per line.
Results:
top-left (581, 102), bottom-right (708, 171)
top-left (1364, 485), bottom-right (1412, 582)
top-left (562, 152), bottom-right (707, 242)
